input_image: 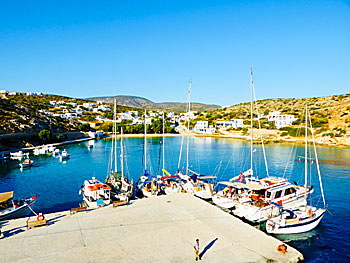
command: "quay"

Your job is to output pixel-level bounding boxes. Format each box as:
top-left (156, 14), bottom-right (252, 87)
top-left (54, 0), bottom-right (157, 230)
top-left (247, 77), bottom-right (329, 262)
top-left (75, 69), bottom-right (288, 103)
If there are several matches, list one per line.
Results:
top-left (0, 194), bottom-right (303, 262)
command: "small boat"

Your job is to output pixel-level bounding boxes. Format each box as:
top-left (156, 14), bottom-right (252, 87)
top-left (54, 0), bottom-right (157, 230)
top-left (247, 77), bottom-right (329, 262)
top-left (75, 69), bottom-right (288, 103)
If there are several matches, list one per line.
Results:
top-left (59, 149), bottom-right (70, 161)
top-left (0, 192), bottom-right (37, 221)
top-left (87, 140), bottom-right (94, 149)
top-left (80, 177), bottom-right (111, 208)
top-left (19, 159), bottom-right (33, 168)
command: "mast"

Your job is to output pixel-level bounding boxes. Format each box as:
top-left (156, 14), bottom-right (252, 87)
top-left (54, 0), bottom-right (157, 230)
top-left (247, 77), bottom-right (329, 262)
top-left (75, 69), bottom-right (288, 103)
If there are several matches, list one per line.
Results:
top-left (144, 109), bottom-right (147, 175)
top-left (162, 112), bottom-right (165, 176)
top-left (250, 68), bottom-right (253, 172)
top-left (121, 127), bottom-right (124, 178)
top-left (114, 97), bottom-right (117, 173)
top-left (186, 81), bottom-right (192, 176)
top-left (308, 110), bottom-right (326, 207)
top-left (305, 103), bottom-right (308, 207)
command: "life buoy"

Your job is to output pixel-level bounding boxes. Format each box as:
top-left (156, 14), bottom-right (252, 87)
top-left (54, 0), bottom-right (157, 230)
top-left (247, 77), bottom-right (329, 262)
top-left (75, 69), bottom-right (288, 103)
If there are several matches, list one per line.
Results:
top-left (37, 214), bottom-right (44, 221)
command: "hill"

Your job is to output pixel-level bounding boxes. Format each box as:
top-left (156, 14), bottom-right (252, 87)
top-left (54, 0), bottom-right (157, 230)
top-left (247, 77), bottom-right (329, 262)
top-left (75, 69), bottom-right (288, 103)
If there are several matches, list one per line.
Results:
top-left (87, 95), bottom-right (220, 112)
top-left (195, 93), bottom-right (350, 146)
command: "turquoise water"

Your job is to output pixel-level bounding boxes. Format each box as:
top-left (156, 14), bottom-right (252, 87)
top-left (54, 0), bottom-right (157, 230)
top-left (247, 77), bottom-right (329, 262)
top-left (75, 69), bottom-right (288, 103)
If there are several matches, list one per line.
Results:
top-left (0, 137), bottom-right (349, 262)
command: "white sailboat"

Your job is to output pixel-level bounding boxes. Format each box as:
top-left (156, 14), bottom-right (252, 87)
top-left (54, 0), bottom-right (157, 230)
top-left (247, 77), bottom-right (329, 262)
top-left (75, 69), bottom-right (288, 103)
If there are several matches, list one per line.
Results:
top-left (159, 112), bottom-right (183, 194)
top-left (105, 97), bottom-right (133, 201)
top-left (175, 81), bottom-right (216, 199)
top-left (266, 104), bottom-right (327, 234)
top-left (213, 68), bottom-right (267, 209)
top-left (228, 69), bottom-right (312, 222)
top-left (137, 110), bottom-right (160, 198)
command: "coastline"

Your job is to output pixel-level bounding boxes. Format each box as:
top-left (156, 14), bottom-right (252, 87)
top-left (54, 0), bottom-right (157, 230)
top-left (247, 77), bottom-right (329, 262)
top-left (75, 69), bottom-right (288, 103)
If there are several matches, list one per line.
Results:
top-left (2, 130), bottom-right (350, 154)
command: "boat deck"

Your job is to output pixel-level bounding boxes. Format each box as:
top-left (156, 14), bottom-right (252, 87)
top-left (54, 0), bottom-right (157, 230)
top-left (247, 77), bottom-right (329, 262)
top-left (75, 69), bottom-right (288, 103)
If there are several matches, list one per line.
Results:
top-left (0, 193), bottom-right (303, 262)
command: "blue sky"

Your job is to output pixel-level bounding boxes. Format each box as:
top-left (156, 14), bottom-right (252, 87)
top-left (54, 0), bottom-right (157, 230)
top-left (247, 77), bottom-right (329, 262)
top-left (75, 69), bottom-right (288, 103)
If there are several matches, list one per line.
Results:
top-left (0, 0), bottom-right (349, 106)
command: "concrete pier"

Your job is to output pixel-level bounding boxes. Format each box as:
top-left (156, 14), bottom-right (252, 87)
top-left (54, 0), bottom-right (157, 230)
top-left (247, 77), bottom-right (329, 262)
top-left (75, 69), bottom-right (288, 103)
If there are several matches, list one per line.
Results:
top-left (0, 194), bottom-right (303, 262)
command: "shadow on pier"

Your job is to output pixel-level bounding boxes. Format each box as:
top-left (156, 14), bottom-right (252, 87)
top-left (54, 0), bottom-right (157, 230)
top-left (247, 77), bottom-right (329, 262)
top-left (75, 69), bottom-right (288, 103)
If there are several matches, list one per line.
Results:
top-left (199, 237), bottom-right (218, 259)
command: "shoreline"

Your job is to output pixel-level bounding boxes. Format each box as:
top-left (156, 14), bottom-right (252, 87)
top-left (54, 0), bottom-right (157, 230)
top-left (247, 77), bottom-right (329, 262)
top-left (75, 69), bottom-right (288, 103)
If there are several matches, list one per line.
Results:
top-left (2, 130), bottom-right (349, 154)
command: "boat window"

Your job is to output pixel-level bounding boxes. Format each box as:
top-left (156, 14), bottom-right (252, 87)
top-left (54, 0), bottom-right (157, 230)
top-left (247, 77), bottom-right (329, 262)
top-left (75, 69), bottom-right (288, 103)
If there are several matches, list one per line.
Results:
top-left (274, 190), bottom-right (282, 199)
top-left (266, 191), bottom-right (271, 199)
top-left (284, 188), bottom-right (296, 196)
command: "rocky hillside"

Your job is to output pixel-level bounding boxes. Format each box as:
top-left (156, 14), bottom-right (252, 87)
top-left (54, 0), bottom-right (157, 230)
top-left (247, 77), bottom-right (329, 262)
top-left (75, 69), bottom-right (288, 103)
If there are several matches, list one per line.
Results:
top-left (0, 94), bottom-right (82, 135)
top-left (87, 95), bottom-right (220, 112)
top-left (200, 94), bottom-right (350, 146)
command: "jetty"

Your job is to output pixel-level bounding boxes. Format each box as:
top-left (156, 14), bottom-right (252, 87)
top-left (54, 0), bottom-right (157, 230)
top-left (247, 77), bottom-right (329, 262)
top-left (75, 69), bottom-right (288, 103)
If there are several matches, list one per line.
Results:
top-left (0, 193), bottom-right (303, 262)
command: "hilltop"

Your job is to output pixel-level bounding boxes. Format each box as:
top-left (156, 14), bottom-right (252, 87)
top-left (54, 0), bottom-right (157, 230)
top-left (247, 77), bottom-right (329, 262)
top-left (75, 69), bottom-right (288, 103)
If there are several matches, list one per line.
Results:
top-left (87, 95), bottom-right (220, 112)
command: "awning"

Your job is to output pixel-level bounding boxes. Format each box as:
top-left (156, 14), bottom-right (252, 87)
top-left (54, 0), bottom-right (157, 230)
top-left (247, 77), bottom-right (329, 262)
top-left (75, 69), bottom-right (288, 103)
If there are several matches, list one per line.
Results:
top-left (0, 191), bottom-right (14, 203)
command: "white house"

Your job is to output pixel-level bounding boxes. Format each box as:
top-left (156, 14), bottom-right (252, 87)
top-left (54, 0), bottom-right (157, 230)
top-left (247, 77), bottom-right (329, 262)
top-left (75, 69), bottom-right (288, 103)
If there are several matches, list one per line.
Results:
top-left (194, 121), bottom-right (215, 134)
top-left (231, 119), bottom-right (244, 128)
top-left (268, 111), bottom-right (296, 129)
top-left (8, 92), bottom-right (17, 96)
top-left (216, 119), bottom-right (244, 129)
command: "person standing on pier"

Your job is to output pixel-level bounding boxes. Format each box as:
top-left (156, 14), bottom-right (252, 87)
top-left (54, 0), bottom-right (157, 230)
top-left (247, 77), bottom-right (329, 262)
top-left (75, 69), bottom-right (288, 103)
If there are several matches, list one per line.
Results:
top-left (193, 238), bottom-right (200, 261)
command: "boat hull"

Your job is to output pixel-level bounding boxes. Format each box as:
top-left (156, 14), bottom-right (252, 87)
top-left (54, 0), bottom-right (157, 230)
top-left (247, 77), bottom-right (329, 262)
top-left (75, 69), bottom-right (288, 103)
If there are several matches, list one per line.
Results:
top-left (0, 198), bottom-right (36, 221)
top-left (266, 209), bottom-right (326, 234)
top-left (212, 195), bottom-right (235, 209)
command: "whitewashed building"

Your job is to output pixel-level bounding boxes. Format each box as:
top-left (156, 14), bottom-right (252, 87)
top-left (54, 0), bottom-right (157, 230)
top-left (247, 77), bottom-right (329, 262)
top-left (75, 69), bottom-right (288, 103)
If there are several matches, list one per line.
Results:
top-left (194, 121), bottom-right (215, 134)
top-left (268, 111), bottom-right (296, 129)
top-left (216, 119), bottom-right (244, 129)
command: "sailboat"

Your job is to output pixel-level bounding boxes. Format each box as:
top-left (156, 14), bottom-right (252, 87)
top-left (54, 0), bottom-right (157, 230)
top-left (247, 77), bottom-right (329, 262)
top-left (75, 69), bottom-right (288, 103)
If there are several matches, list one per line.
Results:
top-left (175, 81), bottom-right (216, 200)
top-left (266, 104), bottom-right (327, 234)
top-left (227, 69), bottom-right (313, 223)
top-left (105, 97), bottom-right (134, 201)
top-left (213, 68), bottom-right (267, 209)
top-left (159, 112), bottom-right (183, 194)
top-left (136, 110), bottom-right (160, 198)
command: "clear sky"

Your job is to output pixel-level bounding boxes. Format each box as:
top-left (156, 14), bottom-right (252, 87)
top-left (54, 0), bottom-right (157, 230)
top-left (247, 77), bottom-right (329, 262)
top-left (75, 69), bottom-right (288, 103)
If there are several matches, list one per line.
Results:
top-left (0, 0), bottom-right (349, 106)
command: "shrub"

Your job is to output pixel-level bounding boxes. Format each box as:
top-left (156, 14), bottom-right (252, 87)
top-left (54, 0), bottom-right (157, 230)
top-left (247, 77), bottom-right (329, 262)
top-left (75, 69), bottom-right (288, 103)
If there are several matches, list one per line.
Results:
top-left (78, 123), bottom-right (91, 132)
top-left (38, 129), bottom-right (52, 143)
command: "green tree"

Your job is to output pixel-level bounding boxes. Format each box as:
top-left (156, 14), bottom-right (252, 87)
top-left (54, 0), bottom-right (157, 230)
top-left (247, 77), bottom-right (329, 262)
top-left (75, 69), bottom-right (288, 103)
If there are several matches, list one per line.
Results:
top-left (78, 123), bottom-right (91, 132)
top-left (38, 129), bottom-right (52, 143)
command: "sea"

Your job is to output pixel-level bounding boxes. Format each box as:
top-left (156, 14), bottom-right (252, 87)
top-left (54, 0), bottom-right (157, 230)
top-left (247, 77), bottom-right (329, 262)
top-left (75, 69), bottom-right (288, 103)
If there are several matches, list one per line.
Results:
top-left (0, 136), bottom-right (349, 262)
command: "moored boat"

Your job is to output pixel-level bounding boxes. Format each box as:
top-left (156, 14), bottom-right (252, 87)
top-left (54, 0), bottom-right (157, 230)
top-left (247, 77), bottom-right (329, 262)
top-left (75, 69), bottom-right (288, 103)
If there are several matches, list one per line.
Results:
top-left (19, 158), bottom-right (34, 168)
top-left (0, 192), bottom-right (37, 221)
top-left (266, 104), bottom-right (327, 234)
top-left (80, 177), bottom-right (111, 208)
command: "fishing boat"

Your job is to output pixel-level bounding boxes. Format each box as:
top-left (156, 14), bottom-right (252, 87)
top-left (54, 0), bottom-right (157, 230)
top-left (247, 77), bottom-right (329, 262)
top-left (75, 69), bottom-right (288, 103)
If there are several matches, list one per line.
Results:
top-left (266, 104), bottom-right (327, 234)
top-left (105, 97), bottom-right (133, 201)
top-left (0, 192), bottom-right (37, 221)
top-left (19, 158), bottom-right (34, 168)
top-left (136, 109), bottom-right (160, 198)
top-left (80, 177), bottom-right (111, 208)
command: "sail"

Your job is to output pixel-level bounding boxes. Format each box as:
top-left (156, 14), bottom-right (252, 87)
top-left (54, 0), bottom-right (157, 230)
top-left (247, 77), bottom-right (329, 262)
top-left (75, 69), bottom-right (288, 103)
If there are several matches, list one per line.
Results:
top-left (0, 191), bottom-right (14, 203)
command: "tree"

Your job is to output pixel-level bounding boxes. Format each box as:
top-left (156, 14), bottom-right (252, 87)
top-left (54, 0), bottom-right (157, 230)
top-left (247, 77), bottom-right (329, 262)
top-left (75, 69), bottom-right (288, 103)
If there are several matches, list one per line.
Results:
top-left (38, 129), bottom-right (52, 143)
top-left (78, 123), bottom-right (91, 132)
